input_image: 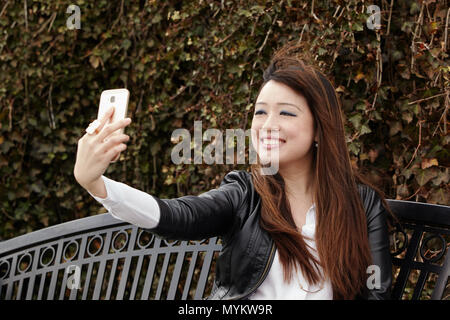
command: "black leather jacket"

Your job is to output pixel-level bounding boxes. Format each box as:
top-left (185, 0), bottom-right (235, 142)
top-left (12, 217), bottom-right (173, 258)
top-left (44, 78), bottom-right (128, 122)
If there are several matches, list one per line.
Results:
top-left (150, 170), bottom-right (392, 300)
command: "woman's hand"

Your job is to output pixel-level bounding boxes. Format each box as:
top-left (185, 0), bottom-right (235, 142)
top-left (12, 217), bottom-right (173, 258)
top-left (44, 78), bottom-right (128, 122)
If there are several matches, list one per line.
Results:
top-left (74, 106), bottom-right (131, 189)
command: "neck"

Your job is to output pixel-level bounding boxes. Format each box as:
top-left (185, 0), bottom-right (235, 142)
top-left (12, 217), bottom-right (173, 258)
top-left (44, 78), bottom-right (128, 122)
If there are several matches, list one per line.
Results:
top-left (278, 156), bottom-right (315, 202)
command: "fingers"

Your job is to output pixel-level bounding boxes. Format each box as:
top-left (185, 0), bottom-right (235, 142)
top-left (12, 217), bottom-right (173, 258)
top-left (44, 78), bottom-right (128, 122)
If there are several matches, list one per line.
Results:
top-left (81, 106), bottom-right (116, 141)
top-left (98, 133), bottom-right (130, 153)
top-left (105, 142), bottom-right (128, 162)
top-left (110, 151), bottom-right (121, 163)
top-left (97, 117), bottom-right (131, 143)
top-left (82, 106), bottom-right (131, 162)
top-left (96, 106), bottom-right (116, 134)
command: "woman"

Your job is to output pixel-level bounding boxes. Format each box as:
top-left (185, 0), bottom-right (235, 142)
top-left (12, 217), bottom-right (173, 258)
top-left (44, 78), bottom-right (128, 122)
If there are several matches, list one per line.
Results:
top-left (74, 42), bottom-right (395, 300)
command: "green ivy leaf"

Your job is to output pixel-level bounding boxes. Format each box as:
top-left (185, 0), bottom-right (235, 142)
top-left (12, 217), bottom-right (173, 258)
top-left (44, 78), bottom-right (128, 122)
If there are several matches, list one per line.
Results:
top-left (349, 114), bottom-right (362, 129)
top-left (360, 123), bottom-right (372, 135)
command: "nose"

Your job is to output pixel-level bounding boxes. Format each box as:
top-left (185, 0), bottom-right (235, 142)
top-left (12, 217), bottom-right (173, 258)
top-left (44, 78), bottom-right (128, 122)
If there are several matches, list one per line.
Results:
top-left (261, 112), bottom-right (280, 132)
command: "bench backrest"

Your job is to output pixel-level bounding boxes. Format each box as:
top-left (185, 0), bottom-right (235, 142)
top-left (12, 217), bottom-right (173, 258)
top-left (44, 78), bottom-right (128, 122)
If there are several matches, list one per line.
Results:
top-left (0, 214), bottom-right (221, 300)
top-left (0, 199), bottom-right (449, 300)
top-left (387, 200), bottom-right (449, 300)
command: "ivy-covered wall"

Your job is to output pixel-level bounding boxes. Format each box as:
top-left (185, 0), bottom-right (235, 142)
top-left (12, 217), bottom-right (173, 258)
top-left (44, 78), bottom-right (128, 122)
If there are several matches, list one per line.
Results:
top-left (0, 0), bottom-right (448, 240)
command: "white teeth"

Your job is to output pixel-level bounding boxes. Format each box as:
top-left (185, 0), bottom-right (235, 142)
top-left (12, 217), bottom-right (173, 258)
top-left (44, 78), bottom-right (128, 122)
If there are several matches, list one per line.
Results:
top-left (262, 139), bottom-right (281, 145)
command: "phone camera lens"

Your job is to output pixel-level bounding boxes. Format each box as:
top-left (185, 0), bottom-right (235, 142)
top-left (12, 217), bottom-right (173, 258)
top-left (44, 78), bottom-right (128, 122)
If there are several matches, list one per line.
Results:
top-left (110, 96), bottom-right (115, 103)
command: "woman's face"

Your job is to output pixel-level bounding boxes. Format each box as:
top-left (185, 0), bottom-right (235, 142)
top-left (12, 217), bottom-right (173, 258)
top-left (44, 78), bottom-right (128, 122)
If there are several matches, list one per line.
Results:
top-left (250, 80), bottom-right (316, 169)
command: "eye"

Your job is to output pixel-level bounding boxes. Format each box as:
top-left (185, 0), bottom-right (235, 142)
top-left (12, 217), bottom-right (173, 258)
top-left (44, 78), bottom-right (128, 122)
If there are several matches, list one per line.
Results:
top-left (280, 111), bottom-right (296, 117)
top-left (254, 110), bottom-right (296, 117)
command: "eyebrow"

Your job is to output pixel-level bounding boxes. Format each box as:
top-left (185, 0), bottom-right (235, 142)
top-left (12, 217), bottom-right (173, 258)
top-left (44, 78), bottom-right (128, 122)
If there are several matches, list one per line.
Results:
top-left (255, 101), bottom-right (302, 111)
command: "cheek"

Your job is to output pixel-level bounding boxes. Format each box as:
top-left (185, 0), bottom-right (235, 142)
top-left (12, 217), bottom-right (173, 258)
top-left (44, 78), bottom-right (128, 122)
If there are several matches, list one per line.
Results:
top-left (297, 116), bottom-right (314, 137)
top-left (250, 121), bottom-right (261, 138)
top-left (293, 118), bottom-right (315, 136)
top-left (283, 121), bottom-right (315, 149)
top-left (250, 118), bottom-right (262, 129)
top-left (250, 125), bottom-right (259, 149)
top-left (305, 121), bottom-right (316, 140)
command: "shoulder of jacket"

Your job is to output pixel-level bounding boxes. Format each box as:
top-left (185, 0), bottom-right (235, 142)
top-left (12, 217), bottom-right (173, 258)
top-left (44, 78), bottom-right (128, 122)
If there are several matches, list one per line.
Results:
top-left (221, 170), bottom-right (252, 186)
top-left (357, 183), bottom-right (371, 197)
top-left (356, 183), bottom-right (385, 221)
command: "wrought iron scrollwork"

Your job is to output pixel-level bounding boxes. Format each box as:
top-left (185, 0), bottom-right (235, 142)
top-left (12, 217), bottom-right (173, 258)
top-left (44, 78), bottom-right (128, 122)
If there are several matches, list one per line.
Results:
top-left (63, 240), bottom-right (79, 262)
top-left (390, 225), bottom-right (409, 257)
top-left (87, 235), bottom-right (104, 257)
top-left (419, 234), bottom-right (446, 263)
top-left (111, 230), bottom-right (129, 252)
top-left (39, 246), bottom-right (55, 267)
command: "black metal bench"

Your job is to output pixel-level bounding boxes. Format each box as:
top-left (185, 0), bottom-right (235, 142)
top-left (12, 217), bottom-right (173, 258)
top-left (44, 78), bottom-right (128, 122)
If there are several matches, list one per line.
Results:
top-left (0, 199), bottom-right (449, 300)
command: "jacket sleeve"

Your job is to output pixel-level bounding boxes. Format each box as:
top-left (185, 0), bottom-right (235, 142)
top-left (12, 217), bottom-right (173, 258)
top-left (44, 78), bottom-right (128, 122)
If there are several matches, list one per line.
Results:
top-left (148, 170), bottom-right (249, 240)
top-left (359, 185), bottom-right (393, 300)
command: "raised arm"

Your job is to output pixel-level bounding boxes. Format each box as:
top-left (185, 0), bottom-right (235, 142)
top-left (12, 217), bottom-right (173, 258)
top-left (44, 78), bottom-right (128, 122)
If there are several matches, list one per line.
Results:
top-left (87, 175), bottom-right (160, 229)
top-left (86, 171), bottom-right (249, 241)
top-left (149, 170), bottom-right (249, 240)
top-left (74, 106), bottom-right (249, 242)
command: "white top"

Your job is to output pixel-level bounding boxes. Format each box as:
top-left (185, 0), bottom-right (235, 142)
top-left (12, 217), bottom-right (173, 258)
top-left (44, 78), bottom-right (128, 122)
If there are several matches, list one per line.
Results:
top-left (250, 203), bottom-right (333, 300)
top-left (88, 176), bottom-right (332, 299)
top-left (87, 175), bottom-right (160, 229)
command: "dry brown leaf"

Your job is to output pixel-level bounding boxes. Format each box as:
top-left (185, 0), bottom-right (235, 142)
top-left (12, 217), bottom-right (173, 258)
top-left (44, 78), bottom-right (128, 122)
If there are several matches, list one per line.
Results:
top-left (421, 158), bottom-right (438, 169)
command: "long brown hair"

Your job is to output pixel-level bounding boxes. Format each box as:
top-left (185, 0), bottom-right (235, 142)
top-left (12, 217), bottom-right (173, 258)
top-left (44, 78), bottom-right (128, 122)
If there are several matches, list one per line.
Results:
top-left (250, 42), bottom-right (397, 299)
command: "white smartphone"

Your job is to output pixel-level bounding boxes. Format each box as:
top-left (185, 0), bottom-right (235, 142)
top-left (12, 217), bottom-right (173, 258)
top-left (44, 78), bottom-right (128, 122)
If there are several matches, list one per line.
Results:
top-left (98, 88), bottom-right (130, 162)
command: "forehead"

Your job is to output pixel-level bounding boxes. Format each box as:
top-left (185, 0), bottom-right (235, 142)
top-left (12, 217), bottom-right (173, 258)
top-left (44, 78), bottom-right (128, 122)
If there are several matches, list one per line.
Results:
top-left (256, 80), bottom-right (307, 106)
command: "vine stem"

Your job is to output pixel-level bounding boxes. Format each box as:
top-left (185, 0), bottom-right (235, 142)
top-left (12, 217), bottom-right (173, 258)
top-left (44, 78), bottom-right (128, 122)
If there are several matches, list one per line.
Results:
top-left (23, 0), bottom-right (28, 31)
top-left (0, 1), bottom-right (9, 18)
top-left (445, 8), bottom-right (449, 51)
top-left (1, 207), bottom-right (17, 221)
top-left (407, 92), bottom-right (446, 104)
top-left (431, 90), bottom-right (449, 137)
top-left (404, 186), bottom-right (422, 201)
top-left (404, 119), bottom-right (425, 170)
top-left (386, 0), bottom-right (394, 36)
top-left (310, 0), bottom-right (320, 21)
top-left (410, 2), bottom-right (425, 72)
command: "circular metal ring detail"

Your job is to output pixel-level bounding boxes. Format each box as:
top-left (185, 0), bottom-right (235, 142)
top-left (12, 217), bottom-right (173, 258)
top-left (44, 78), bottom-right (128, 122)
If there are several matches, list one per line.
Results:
top-left (136, 230), bottom-right (154, 249)
top-left (39, 246), bottom-right (55, 267)
top-left (0, 260), bottom-right (11, 280)
top-left (420, 234), bottom-right (446, 263)
top-left (17, 253), bottom-right (32, 273)
top-left (63, 240), bottom-right (79, 262)
top-left (163, 239), bottom-right (179, 247)
top-left (112, 230), bottom-right (129, 252)
top-left (87, 235), bottom-right (104, 257)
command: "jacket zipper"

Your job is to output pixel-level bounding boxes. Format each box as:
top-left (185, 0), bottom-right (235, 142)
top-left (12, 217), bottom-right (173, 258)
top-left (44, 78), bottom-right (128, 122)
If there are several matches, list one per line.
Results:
top-left (227, 241), bottom-right (276, 300)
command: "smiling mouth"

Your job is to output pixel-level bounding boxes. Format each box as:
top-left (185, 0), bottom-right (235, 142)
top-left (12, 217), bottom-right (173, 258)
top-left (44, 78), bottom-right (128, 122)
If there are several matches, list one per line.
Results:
top-left (260, 138), bottom-right (286, 149)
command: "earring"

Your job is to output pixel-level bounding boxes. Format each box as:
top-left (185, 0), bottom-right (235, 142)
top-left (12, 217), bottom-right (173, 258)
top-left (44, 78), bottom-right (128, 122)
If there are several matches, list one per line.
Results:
top-left (315, 141), bottom-right (318, 148)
